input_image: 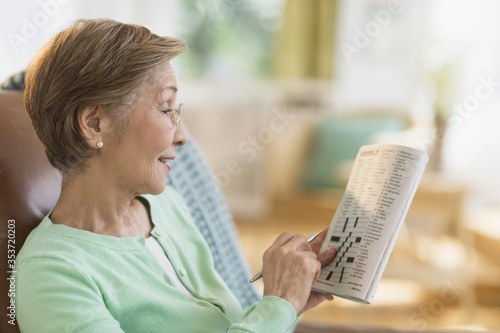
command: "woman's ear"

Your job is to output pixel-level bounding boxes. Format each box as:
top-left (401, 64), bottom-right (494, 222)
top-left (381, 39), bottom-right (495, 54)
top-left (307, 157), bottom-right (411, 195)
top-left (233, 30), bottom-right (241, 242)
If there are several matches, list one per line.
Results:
top-left (78, 106), bottom-right (106, 148)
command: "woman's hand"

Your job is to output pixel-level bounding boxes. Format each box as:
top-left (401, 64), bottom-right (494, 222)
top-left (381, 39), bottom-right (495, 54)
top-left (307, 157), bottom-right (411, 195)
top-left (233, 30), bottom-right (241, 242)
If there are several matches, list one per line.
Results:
top-left (261, 230), bottom-right (337, 315)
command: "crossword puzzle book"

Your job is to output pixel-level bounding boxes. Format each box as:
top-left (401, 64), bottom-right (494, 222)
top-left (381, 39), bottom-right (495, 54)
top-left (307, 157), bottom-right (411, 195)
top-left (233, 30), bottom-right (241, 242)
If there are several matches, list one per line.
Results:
top-left (312, 144), bottom-right (428, 304)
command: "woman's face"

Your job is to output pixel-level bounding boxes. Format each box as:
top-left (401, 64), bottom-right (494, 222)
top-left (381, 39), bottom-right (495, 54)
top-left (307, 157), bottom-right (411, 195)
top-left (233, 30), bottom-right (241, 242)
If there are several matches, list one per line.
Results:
top-left (102, 62), bottom-right (188, 196)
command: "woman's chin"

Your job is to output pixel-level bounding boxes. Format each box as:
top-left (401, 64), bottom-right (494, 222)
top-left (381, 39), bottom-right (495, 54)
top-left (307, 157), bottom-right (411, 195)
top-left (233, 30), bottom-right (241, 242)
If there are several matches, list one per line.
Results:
top-left (156, 180), bottom-right (168, 194)
top-left (143, 178), bottom-right (168, 196)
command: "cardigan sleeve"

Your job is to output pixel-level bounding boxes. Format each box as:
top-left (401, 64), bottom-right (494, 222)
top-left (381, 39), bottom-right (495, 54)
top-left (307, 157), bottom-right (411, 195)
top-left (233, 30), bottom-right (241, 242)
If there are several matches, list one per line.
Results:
top-left (228, 296), bottom-right (299, 333)
top-left (15, 256), bottom-right (125, 333)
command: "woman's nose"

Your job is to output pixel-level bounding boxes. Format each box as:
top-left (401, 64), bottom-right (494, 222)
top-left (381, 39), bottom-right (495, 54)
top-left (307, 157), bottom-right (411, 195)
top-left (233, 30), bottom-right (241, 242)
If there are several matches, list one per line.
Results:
top-left (174, 122), bottom-right (189, 147)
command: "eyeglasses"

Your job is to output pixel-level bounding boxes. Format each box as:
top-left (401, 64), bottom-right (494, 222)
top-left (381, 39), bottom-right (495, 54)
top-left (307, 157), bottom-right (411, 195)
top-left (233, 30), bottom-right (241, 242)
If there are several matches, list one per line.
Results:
top-left (166, 103), bottom-right (183, 127)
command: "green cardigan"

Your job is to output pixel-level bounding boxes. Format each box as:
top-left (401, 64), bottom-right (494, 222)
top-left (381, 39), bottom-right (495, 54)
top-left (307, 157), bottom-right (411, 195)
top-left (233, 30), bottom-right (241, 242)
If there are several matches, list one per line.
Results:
top-left (14, 186), bottom-right (297, 332)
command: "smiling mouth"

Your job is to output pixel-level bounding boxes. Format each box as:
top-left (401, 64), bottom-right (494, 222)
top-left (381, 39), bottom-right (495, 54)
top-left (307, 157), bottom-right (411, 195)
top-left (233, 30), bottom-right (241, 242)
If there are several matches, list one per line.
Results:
top-left (158, 158), bottom-right (173, 165)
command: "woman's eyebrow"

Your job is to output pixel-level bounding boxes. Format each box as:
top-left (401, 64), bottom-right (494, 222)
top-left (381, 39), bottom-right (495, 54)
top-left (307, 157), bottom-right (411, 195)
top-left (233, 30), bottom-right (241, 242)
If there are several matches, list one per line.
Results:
top-left (157, 86), bottom-right (178, 103)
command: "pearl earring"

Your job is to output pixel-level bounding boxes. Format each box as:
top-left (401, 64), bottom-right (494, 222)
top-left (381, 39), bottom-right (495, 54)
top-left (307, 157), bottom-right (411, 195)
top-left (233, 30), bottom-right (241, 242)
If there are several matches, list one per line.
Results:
top-left (97, 141), bottom-right (103, 149)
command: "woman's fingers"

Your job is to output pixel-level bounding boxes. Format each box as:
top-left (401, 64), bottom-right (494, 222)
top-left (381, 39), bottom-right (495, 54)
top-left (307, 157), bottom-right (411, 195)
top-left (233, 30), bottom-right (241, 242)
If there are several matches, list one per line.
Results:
top-left (262, 232), bottom-right (324, 314)
top-left (265, 232), bottom-right (311, 256)
top-left (261, 230), bottom-right (339, 314)
top-left (264, 231), bottom-right (337, 269)
top-left (301, 291), bottom-right (335, 314)
top-left (316, 246), bottom-right (337, 266)
top-left (306, 228), bottom-right (338, 267)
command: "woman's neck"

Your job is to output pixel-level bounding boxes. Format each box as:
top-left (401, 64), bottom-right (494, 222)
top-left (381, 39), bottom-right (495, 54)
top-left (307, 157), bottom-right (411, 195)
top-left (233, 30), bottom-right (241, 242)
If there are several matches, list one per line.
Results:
top-left (50, 170), bottom-right (152, 238)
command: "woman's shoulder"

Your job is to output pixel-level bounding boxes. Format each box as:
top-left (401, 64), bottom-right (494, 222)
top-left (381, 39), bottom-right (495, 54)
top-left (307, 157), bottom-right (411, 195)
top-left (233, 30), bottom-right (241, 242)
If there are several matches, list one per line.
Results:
top-left (15, 213), bottom-right (148, 269)
top-left (15, 217), bottom-right (83, 269)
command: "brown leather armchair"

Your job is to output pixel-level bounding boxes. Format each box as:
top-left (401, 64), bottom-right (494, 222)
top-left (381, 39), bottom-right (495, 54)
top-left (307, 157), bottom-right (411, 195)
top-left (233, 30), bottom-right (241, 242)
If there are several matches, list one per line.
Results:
top-left (0, 90), bottom-right (61, 333)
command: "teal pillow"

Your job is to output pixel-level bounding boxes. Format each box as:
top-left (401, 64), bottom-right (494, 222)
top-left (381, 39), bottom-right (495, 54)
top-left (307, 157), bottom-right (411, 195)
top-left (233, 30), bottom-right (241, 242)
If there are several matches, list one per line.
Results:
top-left (302, 117), bottom-right (407, 189)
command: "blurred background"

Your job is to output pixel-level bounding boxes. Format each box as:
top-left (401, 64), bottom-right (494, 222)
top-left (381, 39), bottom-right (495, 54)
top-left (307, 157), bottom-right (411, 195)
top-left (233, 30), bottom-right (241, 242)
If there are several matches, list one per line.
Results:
top-left (1, 0), bottom-right (499, 331)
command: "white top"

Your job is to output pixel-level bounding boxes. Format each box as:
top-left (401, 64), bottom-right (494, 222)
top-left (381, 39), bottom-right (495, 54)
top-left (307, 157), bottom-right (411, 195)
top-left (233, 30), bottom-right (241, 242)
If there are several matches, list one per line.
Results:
top-left (145, 236), bottom-right (194, 297)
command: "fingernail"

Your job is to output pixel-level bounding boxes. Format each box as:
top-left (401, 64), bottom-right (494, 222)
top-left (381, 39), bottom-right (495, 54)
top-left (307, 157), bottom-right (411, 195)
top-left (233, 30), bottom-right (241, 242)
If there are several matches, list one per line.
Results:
top-left (326, 247), bottom-right (337, 256)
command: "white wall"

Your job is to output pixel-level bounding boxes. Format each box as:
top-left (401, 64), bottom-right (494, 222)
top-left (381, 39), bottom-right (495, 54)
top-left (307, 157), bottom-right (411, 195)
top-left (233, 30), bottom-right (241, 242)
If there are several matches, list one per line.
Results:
top-left (332, 0), bottom-right (500, 207)
top-left (0, 0), bottom-right (180, 81)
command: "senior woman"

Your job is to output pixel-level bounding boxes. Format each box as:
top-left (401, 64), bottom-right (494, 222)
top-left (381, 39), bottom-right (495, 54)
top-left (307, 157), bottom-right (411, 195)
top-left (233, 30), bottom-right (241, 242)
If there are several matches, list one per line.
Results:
top-left (15, 19), bottom-right (337, 332)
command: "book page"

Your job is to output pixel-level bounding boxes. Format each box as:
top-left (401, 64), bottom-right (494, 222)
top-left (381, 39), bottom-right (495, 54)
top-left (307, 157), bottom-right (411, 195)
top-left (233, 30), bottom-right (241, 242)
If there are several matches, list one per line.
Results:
top-left (312, 144), bottom-right (428, 303)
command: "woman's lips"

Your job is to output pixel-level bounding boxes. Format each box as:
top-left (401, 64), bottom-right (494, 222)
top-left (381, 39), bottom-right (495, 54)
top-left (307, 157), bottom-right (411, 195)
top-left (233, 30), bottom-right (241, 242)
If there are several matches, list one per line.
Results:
top-left (158, 158), bottom-right (172, 171)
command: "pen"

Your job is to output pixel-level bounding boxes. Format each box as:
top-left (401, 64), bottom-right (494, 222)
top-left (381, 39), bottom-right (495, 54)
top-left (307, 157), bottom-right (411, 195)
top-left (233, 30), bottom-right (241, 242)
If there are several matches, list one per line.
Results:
top-left (249, 230), bottom-right (324, 283)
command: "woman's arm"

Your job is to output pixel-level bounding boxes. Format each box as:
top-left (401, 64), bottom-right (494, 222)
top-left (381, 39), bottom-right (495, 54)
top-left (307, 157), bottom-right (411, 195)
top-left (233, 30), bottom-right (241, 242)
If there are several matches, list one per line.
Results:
top-left (228, 295), bottom-right (299, 332)
top-left (227, 231), bottom-right (337, 333)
